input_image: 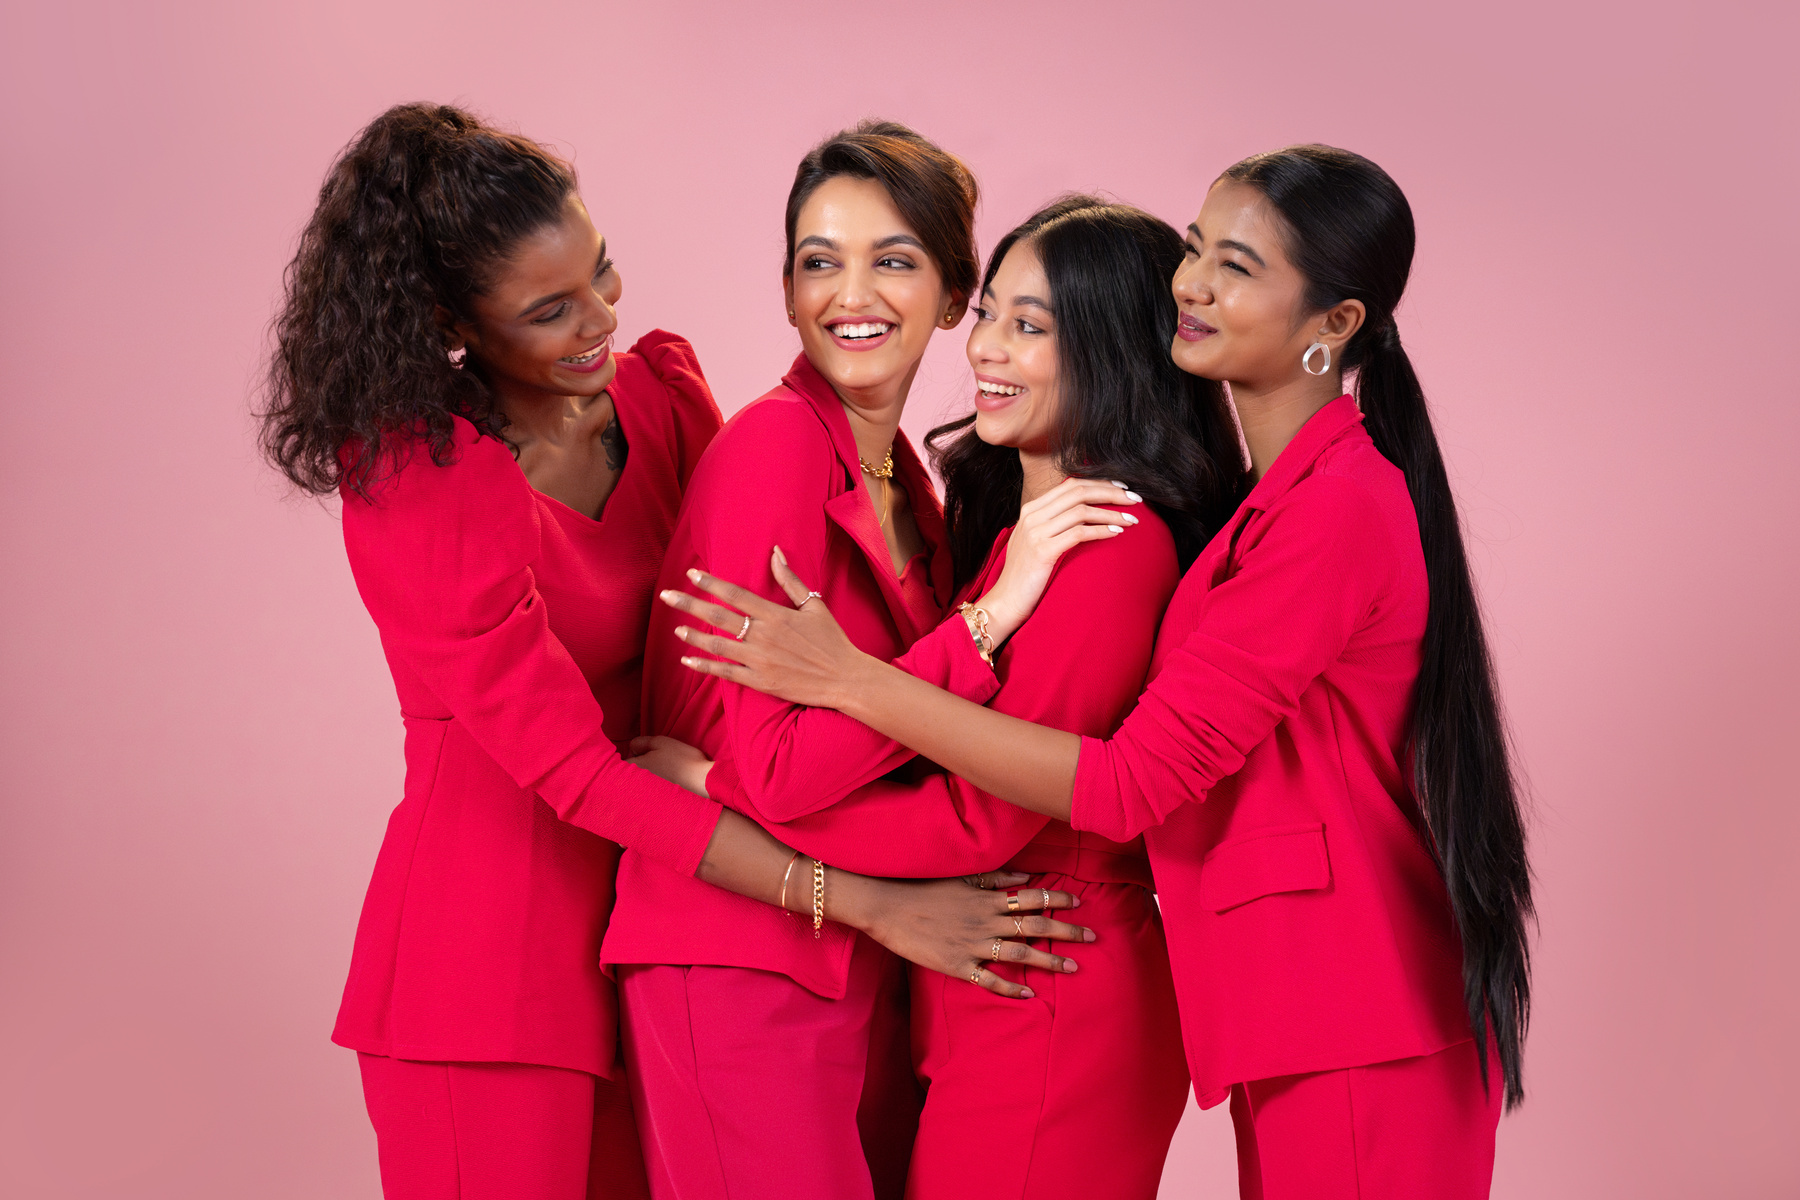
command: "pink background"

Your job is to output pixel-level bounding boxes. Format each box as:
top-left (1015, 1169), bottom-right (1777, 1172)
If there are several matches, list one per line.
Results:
top-left (2, 1), bottom-right (1795, 1196)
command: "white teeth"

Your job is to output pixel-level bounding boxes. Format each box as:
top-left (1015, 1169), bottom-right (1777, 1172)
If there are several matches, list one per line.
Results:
top-left (833, 322), bottom-right (892, 339)
top-left (560, 344), bottom-right (606, 364)
top-left (977, 381), bottom-right (1024, 396)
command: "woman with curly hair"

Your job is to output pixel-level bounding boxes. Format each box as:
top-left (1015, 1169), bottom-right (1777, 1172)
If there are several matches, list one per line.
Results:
top-left (261, 103), bottom-right (1099, 1200)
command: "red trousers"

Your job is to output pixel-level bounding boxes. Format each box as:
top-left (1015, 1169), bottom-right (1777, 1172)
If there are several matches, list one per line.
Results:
top-left (616, 932), bottom-right (920, 1200)
top-left (356, 1053), bottom-right (650, 1200)
top-left (907, 875), bottom-right (1188, 1200)
top-left (1228, 1039), bottom-right (1502, 1199)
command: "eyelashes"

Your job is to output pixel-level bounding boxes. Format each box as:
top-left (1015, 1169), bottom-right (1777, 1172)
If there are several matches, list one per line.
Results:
top-left (531, 259), bottom-right (618, 324)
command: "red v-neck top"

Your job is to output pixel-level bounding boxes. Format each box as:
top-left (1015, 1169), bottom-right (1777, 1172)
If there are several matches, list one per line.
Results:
top-left (331, 331), bottom-right (725, 1078)
top-left (609, 354), bottom-right (1000, 998)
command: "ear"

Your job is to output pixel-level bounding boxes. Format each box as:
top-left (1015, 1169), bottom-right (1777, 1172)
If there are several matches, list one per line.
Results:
top-left (939, 288), bottom-right (968, 329)
top-left (433, 303), bottom-right (472, 353)
top-left (782, 275), bottom-right (797, 326)
top-left (1314, 298), bottom-right (1366, 355)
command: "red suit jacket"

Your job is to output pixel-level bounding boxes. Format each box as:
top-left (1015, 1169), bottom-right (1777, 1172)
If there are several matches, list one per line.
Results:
top-left (1069, 396), bottom-right (1471, 1105)
top-left (333, 331), bottom-right (725, 1078)
top-left (608, 354), bottom-right (999, 998)
top-left (760, 510), bottom-right (1177, 886)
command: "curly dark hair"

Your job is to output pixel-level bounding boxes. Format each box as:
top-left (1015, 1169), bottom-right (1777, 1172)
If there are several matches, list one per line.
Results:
top-left (259, 102), bottom-right (578, 498)
top-left (927, 196), bottom-right (1247, 586)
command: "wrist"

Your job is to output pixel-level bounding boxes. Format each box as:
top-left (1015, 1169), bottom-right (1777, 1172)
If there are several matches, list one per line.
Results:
top-left (823, 868), bottom-right (883, 936)
top-left (972, 588), bottom-right (1025, 645)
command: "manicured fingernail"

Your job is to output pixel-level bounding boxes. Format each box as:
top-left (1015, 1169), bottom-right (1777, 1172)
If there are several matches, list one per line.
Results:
top-left (1107, 525), bottom-right (1123, 533)
top-left (675, 627), bottom-right (690, 641)
top-left (1019, 988), bottom-right (1035, 999)
top-left (774, 545), bottom-right (788, 564)
top-left (1121, 514), bottom-right (1138, 524)
top-left (1084, 929), bottom-right (1097, 942)
top-left (687, 568), bottom-right (702, 583)
top-left (681, 656), bottom-right (697, 667)
top-left (1110, 480), bottom-right (1127, 487)
top-left (1073, 897), bottom-right (1081, 906)
top-left (1125, 490), bottom-right (1143, 503)
top-left (1063, 959), bottom-right (1079, 972)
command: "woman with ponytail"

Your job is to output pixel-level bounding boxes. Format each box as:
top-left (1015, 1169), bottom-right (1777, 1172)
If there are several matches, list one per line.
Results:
top-left (665, 145), bottom-right (1533, 1198)
top-left (261, 104), bottom-right (1097, 1199)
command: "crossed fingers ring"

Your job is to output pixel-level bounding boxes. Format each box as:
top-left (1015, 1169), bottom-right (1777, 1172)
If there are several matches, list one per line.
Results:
top-left (735, 614), bottom-right (752, 641)
top-left (1012, 915), bottom-right (1025, 937)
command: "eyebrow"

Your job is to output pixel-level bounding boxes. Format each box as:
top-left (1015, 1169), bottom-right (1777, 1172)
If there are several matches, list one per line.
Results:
top-left (516, 240), bottom-right (608, 318)
top-left (1186, 224), bottom-right (1269, 269)
top-left (978, 283), bottom-right (1053, 312)
top-left (796, 233), bottom-right (926, 254)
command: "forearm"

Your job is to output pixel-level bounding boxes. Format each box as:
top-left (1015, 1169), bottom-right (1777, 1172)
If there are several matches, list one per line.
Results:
top-left (693, 809), bottom-right (888, 934)
top-left (835, 657), bottom-right (1079, 821)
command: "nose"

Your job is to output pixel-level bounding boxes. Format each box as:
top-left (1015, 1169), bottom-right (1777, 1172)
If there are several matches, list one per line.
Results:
top-left (967, 314), bottom-right (1005, 365)
top-left (575, 286), bottom-right (619, 341)
top-left (1172, 257), bottom-right (1211, 306)
top-left (836, 260), bottom-right (876, 312)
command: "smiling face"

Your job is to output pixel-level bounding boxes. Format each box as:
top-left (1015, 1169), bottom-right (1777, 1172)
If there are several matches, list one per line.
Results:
top-left (966, 238), bottom-right (1061, 455)
top-left (786, 175), bottom-right (957, 408)
top-left (450, 194), bottom-right (622, 400)
top-left (1170, 179), bottom-right (1328, 391)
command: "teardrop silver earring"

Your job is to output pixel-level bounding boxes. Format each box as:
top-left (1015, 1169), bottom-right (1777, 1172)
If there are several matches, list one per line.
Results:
top-left (1302, 342), bottom-right (1331, 375)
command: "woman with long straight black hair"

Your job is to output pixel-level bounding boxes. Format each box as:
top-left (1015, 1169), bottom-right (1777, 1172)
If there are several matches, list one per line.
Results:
top-left (662, 145), bottom-right (1534, 1198)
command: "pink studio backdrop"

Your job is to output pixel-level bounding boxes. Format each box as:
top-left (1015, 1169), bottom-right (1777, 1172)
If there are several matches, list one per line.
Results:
top-left (2, 1), bottom-right (1795, 1196)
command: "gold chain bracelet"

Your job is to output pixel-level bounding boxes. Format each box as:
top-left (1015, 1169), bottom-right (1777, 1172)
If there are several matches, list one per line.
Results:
top-left (777, 850), bottom-right (803, 914)
top-left (956, 602), bottom-right (995, 667)
top-left (811, 858), bottom-right (826, 938)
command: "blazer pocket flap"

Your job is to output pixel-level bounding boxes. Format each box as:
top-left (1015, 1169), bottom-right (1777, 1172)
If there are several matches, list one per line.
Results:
top-left (1198, 824), bottom-right (1330, 913)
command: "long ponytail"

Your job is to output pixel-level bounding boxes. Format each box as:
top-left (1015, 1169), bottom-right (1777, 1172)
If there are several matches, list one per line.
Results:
top-left (260, 103), bottom-right (577, 499)
top-left (1224, 146), bottom-right (1534, 1108)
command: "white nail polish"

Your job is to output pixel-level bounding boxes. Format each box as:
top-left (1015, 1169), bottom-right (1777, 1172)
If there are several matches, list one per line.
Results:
top-left (1125, 491), bottom-right (1143, 503)
top-left (1107, 525), bottom-right (1123, 533)
top-left (687, 568), bottom-right (702, 582)
top-left (1122, 514), bottom-right (1138, 524)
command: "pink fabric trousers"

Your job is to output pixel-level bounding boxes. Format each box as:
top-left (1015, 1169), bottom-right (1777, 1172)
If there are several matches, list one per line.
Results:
top-left (1228, 1038), bottom-right (1503, 1199)
top-left (906, 875), bottom-right (1189, 1200)
top-left (356, 1053), bottom-right (650, 1200)
top-left (616, 932), bottom-right (920, 1200)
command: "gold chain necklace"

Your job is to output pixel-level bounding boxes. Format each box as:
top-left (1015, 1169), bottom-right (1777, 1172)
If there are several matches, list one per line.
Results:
top-left (860, 449), bottom-right (895, 528)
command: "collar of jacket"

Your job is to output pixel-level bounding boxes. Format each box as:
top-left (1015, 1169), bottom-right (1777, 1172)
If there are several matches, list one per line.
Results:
top-left (1240, 393), bottom-right (1366, 514)
top-left (779, 353), bottom-right (954, 638)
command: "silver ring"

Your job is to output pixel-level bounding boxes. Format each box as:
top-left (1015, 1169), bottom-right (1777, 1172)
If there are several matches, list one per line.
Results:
top-left (735, 614), bottom-right (752, 641)
top-left (1041, 887), bottom-right (1051, 910)
top-left (799, 590), bottom-right (823, 608)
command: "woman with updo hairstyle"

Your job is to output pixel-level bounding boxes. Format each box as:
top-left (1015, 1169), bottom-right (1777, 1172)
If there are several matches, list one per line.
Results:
top-left (261, 104), bottom-right (1095, 1200)
top-left (640, 195), bottom-right (1244, 1197)
top-left (668, 146), bottom-right (1534, 1198)
top-left (615, 127), bottom-right (1128, 1199)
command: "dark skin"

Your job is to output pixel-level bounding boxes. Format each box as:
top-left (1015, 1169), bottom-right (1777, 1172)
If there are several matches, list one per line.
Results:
top-left (442, 192), bottom-right (1102, 997)
top-left (658, 181), bottom-right (1366, 822)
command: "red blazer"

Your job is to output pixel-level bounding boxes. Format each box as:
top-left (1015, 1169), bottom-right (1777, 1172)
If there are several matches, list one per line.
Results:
top-left (761, 509), bottom-right (1177, 886)
top-left (1067, 396), bottom-right (1470, 1105)
top-left (608, 354), bottom-right (999, 998)
top-left (333, 331), bottom-right (725, 1078)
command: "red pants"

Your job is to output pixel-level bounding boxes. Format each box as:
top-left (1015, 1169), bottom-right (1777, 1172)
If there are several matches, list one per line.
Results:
top-left (1228, 1039), bottom-right (1502, 1199)
top-left (356, 1053), bottom-right (650, 1200)
top-left (617, 933), bottom-right (920, 1200)
top-left (907, 876), bottom-right (1188, 1200)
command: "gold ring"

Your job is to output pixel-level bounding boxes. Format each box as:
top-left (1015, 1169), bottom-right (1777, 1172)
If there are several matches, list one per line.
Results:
top-left (799, 590), bottom-right (823, 608)
top-left (1041, 887), bottom-right (1051, 910)
top-left (736, 614), bottom-right (752, 641)
top-left (1005, 890), bottom-right (1020, 912)
top-left (991, 938), bottom-right (1004, 961)
top-left (969, 964), bottom-right (984, 984)
top-left (1013, 915), bottom-right (1025, 937)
